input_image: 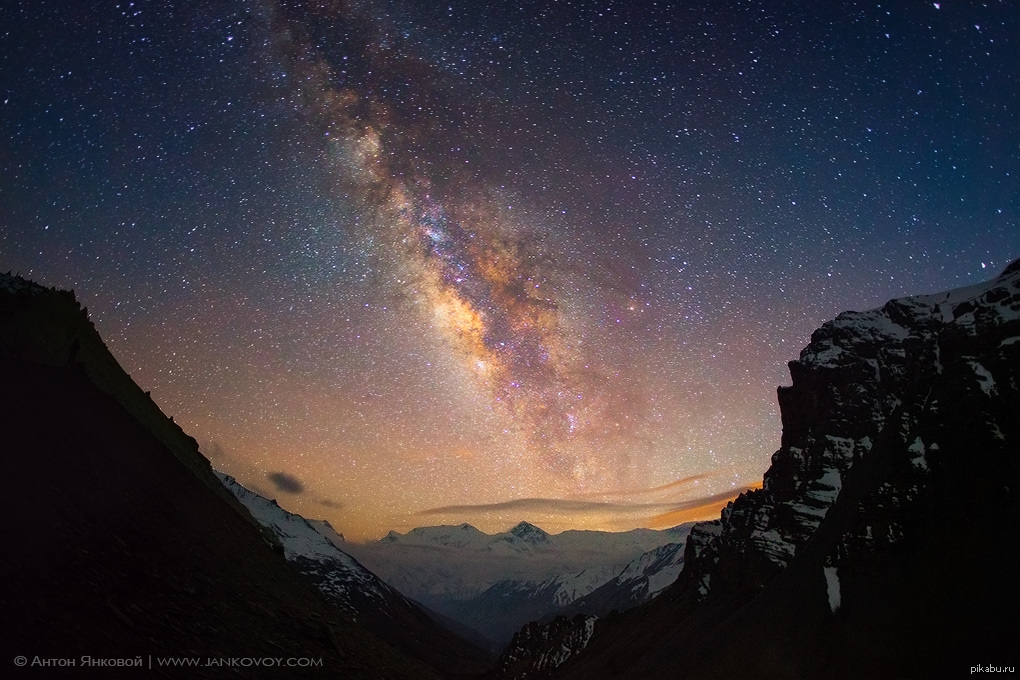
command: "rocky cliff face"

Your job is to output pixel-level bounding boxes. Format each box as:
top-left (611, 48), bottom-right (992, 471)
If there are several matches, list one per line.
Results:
top-left (556, 261), bottom-right (1020, 679)
top-left (679, 260), bottom-right (1020, 612)
top-left (493, 615), bottom-right (597, 680)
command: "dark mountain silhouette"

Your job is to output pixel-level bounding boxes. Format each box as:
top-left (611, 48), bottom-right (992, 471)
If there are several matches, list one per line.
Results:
top-left (492, 615), bottom-right (597, 680)
top-left (0, 273), bottom-right (472, 678)
top-left (8, 262), bottom-right (1016, 678)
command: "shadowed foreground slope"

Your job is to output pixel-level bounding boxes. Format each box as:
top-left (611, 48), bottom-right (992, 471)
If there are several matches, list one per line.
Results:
top-left (0, 274), bottom-right (441, 678)
top-left (0, 358), bottom-right (440, 678)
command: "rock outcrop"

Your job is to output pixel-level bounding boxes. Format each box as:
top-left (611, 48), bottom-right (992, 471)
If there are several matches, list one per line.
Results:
top-left (483, 540), bottom-right (687, 679)
top-left (493, 615), bottom-right (597, 680)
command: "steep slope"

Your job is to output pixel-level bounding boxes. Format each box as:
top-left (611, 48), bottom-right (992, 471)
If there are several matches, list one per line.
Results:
top-left (218, 474), bottom-right (494, 678)
top-left (437, 566), bottom-right (618, 649)
top-left (0, 273), bottom-right (248, 519)
top-left (556, 261), bottom-right (1020, 679)
top-left (0, 274), bottom-right (438, 679)
top-left (492, 615), bottom-right (597, 680)
top-left (553, 540), bottom-right (687, 619)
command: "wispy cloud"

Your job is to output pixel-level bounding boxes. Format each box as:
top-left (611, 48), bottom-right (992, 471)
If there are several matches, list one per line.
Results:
top-left (417, 486), bottom-right (755, 521)
top-left (564, 472), bottom-right (720, 501)
top-left (419, 497), bottom-right (671, 517)
top-left (645, 486), bottom-right (760, 528)
top-left (637, 473), bottom-right (718, 495)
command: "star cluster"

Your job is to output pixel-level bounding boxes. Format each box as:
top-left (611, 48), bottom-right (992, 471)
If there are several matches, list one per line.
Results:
top-left (1, 0), bottom-right (1016, 539)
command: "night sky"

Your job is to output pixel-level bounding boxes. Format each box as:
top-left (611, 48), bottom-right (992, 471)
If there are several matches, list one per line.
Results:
top-left (2, 0), bottom-right (1017, 540)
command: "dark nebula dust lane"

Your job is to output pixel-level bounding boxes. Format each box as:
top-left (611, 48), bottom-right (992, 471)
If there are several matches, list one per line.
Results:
top-left (1, 0), bottom-right (1016, 538)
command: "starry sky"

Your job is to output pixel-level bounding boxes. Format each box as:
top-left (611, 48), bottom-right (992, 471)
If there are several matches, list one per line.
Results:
top-left (2, 0), bottom-right (1017, 540)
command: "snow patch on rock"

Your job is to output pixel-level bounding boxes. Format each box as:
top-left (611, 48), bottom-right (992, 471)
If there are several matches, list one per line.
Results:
top-left (823, 566), bottom-right (841, 612)
top-left (968, 360), bottom-right (996, 395)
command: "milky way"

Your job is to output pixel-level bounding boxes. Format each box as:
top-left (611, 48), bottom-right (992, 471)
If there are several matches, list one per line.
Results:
top-left (1, 0), bottom-right (1016, 538)
top-left (259, 0), bottom-right (646, 490)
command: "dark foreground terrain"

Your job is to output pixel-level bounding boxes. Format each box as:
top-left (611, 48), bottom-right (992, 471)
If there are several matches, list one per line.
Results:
top-left (0, 274), bottom-right (490, 679)
top-left (0, 357), bottom-right (443, 678)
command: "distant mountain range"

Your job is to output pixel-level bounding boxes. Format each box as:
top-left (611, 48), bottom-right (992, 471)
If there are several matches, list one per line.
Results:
top-left (343, 521), bottom-right (693, 649)
top-left (0, 267), bottom-right (699, 678)
top-left (215, 469), bottom-right (694, 654)
top-left (346, 521), bottom-right (689, 600)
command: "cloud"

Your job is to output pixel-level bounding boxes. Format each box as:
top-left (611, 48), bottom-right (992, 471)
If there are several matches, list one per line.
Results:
top-left (202, 440), bottom-right (228, 461)
top-left (318, 498), bottom-right (344, 509)
top-left (638, 473), bottom-right (718, 495)
top-left (645, 486), bottom-right (759, 528)
top-left (418, 497), bottom-right (661, 517)
top-left (266, 471), bottom-right (305, 494)
top-left (566, 472), bottom-right (720, 500)
top-left (417, 486), bottom-right (755, 520)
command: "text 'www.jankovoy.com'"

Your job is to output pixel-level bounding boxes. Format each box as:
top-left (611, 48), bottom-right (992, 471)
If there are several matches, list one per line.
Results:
top-left (15, 655), bottom-right (323, 669)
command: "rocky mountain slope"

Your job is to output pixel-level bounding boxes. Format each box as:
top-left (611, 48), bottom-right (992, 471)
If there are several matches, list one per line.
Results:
top-left (447, 531), bottom-right (690, 649)
top-left (484, 540), bottom-right (686, 679)
top-left (0, 273), bottom-right (442, 679)
top-left (218, 473), bottom-right (494, 678)
top-left (437, 565), bottom-right (617, 650)
top-left (492, 615), bottom-right (598, 680)
top-left (548, 261), bottom-right (1020, 679)
top-left (552, 541), bottom-right (687, 620)
top-left (0, 274), bottom-right (248, 518)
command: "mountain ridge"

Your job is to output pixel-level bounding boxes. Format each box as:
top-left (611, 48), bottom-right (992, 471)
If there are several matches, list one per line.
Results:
top-left (0, 272), bottom-right (260, 534)
top-left (344, 521), bottom-right (691, 601)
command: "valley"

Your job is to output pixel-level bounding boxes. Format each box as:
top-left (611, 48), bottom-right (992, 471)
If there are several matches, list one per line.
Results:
top-left (3, 261), bottom-right (1018, 678)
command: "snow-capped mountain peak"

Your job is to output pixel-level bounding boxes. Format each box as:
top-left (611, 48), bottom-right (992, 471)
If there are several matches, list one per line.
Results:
top-left (392, 523), bottom-right (490, 548)
top-left (509, 521), bottom-right (549, 543)
top-left (215, 473), bottom-right (378, 596)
